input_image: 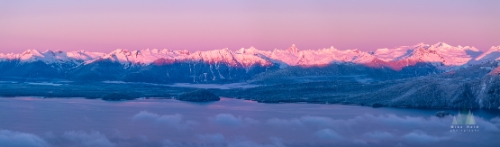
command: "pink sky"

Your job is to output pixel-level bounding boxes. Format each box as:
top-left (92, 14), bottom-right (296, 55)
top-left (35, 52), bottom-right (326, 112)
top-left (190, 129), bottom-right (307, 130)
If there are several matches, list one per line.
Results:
top-left (1, 0), bottom-right (499, 53)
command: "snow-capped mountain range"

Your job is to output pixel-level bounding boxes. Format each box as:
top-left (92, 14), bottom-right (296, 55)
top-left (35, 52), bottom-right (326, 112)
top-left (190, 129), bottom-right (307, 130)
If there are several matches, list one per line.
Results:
top-left (0, 42), bottom-right (499, 83)
top-left (1, 42), bottom-right (498, 69)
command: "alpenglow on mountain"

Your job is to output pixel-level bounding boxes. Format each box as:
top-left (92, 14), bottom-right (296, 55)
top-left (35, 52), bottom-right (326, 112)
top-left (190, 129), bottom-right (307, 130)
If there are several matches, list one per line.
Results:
top-left (0, 42), bottom-right (499, 83)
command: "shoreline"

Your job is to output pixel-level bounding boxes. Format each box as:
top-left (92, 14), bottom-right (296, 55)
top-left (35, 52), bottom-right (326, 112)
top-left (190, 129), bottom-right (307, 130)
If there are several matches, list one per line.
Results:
top-left (1, 95), bottom-right (499, 110)
top-left (1, 81), bottom-right (499, 110)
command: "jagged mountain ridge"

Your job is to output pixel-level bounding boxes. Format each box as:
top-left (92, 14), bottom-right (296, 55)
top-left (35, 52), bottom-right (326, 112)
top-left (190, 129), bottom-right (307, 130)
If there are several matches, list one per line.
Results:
top-left (1, 42), bottom-right (499, 83)
top-left (1, 42), bottom-right (497, 68)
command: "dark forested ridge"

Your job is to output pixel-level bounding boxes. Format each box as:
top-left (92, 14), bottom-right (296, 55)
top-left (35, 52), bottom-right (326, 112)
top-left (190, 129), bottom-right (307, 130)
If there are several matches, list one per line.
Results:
top-left (0, 59), bottom-right (499, 109)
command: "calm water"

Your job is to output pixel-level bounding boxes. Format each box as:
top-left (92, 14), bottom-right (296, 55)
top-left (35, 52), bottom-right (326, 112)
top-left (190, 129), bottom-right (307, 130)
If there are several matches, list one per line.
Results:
top-left (0, 97), bottom-right (499, 147)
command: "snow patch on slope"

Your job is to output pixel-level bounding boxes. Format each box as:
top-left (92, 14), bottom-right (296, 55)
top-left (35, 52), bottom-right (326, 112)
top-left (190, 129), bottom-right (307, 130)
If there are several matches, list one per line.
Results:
top-left (373, 42), bottom-right (480, 67)
top-left (473, 46), bottom-right (500, 64)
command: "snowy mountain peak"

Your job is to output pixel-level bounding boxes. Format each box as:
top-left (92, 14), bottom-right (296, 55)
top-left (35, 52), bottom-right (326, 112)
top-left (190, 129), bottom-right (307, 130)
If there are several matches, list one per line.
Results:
top-left (413, 42), bottom-right (426, 47)
top-left (287, 44), bottom-right (299, 53)
top-left (489, 46), bottom-right (500, 51)
top-left (237, 46), bottom-right (262, 55)
top-left (433, 42), bottom-right (452, 48)
top-left (21, 49), bottom-right (42, 56)
top-left (464, 46), bottom-right (480, 52)
top-left (110, 49), bottom-right (131, 55)
top-left (474, 46), bottom-right (500, 63)
top-left (19, 49), bottom-right (48, 62)
top-left (429, 42), bottom-right (479, 52)
top-left (373, 42), bottom-right (487, 66)
top-left (175, 50), bottom-right (190, 55)
top-left (413, 43), bottom-right (432, 49)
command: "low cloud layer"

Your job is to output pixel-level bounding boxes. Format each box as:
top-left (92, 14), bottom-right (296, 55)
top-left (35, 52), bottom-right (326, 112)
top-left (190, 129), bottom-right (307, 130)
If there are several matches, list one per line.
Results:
top-left (314, 129), bottom-right (342, 140)
top-left (197, 133), bottom-right (225, 143)
top-left (62, 131), bottom-right (115, 147)
top-left (402, 131), bottom-right (448, 144)
top-left (162, 136), bottom-right (285, 147)
top-left (1, 98), bottom-right (499, 147)
top-left (123, 111), bottom-right (500, 146)
top-left (363, 131), bottom-right (395, 140)
top-left (132, 111), bottom-right (197, 130)
top-left (212, 114), bottom-right (260, 127)
top-left (2, 111), bottom-right (498, 147)
top-left (0, 130), bottom-right (49, 147)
